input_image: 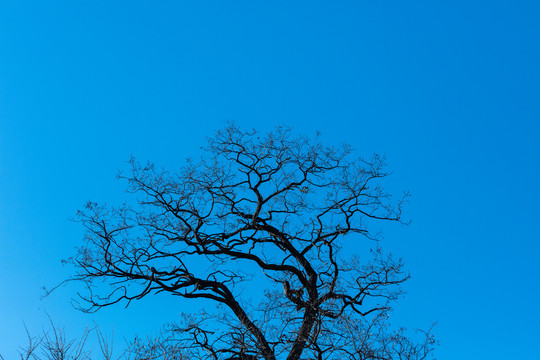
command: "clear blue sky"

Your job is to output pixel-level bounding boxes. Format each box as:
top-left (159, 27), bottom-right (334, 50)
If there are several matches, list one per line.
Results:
top-left (0, 1), bottom-right (539, 358)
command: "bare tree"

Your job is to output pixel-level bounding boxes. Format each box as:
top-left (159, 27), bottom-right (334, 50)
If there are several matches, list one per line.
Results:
top-left (69, 125), bottom-right (436, 360)
top-left (8, 317), bottom-right (92, 360)
top-left (8, 317), bottom-right (143, 360)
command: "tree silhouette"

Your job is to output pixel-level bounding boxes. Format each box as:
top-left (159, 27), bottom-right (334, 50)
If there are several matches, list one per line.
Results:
top-left (69, 125), bottom-right (436, 360)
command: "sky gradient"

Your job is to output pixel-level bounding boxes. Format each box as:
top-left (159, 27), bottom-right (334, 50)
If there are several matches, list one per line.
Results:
top-left (1, 1), bottom-right (539, 359)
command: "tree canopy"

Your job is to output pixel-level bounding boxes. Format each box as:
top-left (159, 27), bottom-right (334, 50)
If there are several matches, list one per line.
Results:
top-left (67, 125), bottom-right (435, 360)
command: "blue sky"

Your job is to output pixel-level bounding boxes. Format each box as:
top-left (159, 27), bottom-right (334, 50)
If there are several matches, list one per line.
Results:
top-left (0, 1), bottom-right (539, 358)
